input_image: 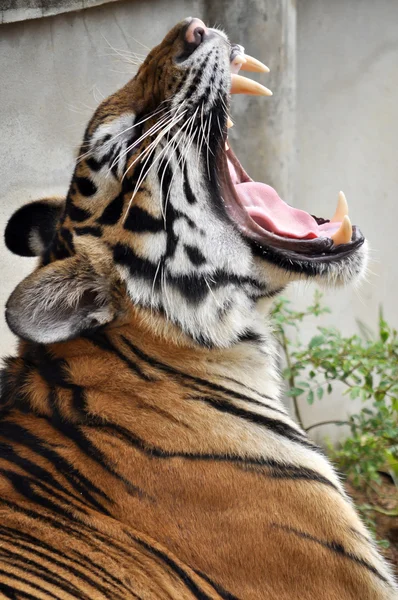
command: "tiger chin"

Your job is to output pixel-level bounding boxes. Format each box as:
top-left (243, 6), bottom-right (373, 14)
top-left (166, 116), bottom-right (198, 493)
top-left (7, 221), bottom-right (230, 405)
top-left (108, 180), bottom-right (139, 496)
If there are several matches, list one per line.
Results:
top-left (1, 17), bottom-right (395, 600)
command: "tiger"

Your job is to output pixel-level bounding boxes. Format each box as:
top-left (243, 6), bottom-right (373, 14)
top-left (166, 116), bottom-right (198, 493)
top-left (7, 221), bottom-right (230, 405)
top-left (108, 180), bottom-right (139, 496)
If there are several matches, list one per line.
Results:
top-left (0, 16), bottom-right (396, 600)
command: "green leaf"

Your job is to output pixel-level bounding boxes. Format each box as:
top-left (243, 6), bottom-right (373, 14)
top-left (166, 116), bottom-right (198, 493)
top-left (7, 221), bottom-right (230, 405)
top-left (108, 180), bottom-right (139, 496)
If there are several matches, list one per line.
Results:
top-left (317, 387), bottom-right (324, 400)
top-left (286, 388), bottom-right (305, 398)
top-left (309, 335), bottom-right (325, 349)
top-left (307, 390), bottom-right (314, 405)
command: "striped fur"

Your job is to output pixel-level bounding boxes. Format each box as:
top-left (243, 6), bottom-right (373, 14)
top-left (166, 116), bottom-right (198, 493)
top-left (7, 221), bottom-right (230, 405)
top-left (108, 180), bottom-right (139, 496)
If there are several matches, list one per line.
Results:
top-left (1, 17), bottom-right (396, 600)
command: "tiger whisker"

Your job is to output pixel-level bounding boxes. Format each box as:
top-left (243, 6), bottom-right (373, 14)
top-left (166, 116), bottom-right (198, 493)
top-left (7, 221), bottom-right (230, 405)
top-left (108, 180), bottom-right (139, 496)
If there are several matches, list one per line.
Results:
top-left (151, 259), bottom-right (162, 313)
top-left (205, 112), bottom-right (213, 180)
top-left (177, 110), bottom-right (199, 197)
top-left (204, 277), bottom-right (222, 309)
top-left (172, 109), bottom-right (199, 197)
top-left (107, 108), bottom-right (176, 174)
top-left (129, 35), bottom-right (150, 51)
top-left (134, 110), bottom-right (193, 221)
top-left (100, 34), bottom-right (145, 67)
top-left (121, 109), bottom-right (188, 221)
top-left (120, 106), bottom-right (187, 184)
top-left (164, 108), bottom-right (198, 190)
top-left (161, 111), bottom-right (199, 223)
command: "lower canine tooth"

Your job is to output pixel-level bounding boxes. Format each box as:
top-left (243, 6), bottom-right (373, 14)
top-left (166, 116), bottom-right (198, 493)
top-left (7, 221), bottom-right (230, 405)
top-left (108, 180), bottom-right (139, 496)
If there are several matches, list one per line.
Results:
top-left (331, 191), bottom-right (349, 222)
top-left (230, 74), bottom-right (272, 96)
top-left (331, 215), bottom-right (352, 245)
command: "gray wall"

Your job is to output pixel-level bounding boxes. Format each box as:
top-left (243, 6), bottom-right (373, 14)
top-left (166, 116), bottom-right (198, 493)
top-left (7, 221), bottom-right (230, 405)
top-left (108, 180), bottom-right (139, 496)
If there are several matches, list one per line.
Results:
top-left (294, 0), bottom-right (398, 440)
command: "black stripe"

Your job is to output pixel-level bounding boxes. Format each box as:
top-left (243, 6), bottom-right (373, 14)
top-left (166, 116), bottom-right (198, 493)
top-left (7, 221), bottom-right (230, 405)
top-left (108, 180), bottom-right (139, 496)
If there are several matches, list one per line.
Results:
top-left (191, 395), bottom-right (311, 448)
top-left (95, 332), bottom-right (291, 418)
top-left (85, 156), bottom-right (102, 172)
top-left (75, 177), bottom-right (97, 197)
top-left (97, 192), bottom-right (124, 225)
top-left (0, 553), bottom-right (74, 599)
top-left (84, 333), bottom-right (153, 382)
top-left (112, 243), bottom-right (265, 304)
top-left (68, 202), bottom-right (91, 223)
top-left (0, 526), bottom-right (133, 599)
top-left (84, 420), bottom-right (339, 491)
top-left (0, 441), bottom-right (103, 515)
top-left (42, 409), bottom-right (148, 499)
top-left (220, 376), bottom-right (285, 407)
top-left (0, 498), bottom-right (133, 564)
top-left (0, 465), bottom-right (95, 524)
top-left (15, 347), bottom-right (145, 498)
top-left (118, 334), bottom-right (277, 406)
top-left (74, 225), bottom-right (102, 237)
top-left (0, 582), bottom-right (17, 599)
top-left (0, 421), bottom-right (110, 510)
top-left (271, 524), bottom-right (389, 585)
top-left (193, 570), bottom-right (240, 600)
top-left (0, 531), bottom-right (125, 600)
top-left (184, 244), bottom-right (206, 266)
top-left (0, 577), bottom-right (50, 600)
top-left (124, 206), bottom-right (164, 233)
top-left (183, 164), bottom-right (197, 204)
top-left (127, 534), bottom-right (215, 600)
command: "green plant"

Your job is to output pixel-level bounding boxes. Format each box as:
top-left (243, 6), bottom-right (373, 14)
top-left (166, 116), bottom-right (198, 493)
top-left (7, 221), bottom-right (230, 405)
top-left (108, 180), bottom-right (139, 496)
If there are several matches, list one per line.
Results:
top-left (271, 291), bottom-right (398, 530)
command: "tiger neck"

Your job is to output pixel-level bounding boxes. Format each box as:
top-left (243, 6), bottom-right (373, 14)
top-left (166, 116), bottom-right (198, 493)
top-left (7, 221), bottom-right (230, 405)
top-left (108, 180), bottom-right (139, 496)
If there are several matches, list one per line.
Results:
top-left (9, 306), bottom-right (288, 453)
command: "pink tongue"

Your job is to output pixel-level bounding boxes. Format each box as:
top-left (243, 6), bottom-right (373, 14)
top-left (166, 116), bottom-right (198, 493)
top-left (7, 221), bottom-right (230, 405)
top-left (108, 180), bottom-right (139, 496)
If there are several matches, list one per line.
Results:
top-left (236, 181), bottom-right (322, 239)
top-left (227, 157), bottom-right (341, 239)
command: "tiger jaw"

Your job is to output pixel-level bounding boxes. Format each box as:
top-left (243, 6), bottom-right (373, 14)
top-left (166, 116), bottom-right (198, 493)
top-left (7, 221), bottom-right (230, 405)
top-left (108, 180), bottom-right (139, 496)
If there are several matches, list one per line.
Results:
top-left (221, 45), bottom-right (366, 280)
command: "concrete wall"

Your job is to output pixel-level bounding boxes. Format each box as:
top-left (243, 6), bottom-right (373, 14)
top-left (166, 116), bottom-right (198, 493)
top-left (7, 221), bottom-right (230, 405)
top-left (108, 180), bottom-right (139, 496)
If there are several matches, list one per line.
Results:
top-left (294, 0), bottom-right (398, 441)
top-left (1, 0), bottom-right (119, 24)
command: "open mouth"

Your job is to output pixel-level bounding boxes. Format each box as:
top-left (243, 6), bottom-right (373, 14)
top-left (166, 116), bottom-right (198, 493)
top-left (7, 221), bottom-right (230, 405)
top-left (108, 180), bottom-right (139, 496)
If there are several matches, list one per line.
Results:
top-left (219, 47), bottom-right (365, 262)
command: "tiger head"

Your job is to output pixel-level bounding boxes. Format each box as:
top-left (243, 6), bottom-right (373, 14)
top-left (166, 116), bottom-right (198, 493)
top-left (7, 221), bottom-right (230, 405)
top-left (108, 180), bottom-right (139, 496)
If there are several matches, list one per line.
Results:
top-left (5, 18), bottom-right (367, 348)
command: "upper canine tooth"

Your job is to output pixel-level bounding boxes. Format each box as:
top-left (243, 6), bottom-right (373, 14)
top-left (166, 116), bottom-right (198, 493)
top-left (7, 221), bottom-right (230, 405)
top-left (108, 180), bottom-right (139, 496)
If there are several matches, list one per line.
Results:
top-left (331, 191), bottom-right (349, 222)
top-left (231, 74), bottom-right (272, 96)
top-left (331, 215), bottom-right (352, 246)
top-left (234, 55), bottom-right (247, 65)
top-left (241, 54), bottom-right (270, 73)
top-left (227, 117), bottom-right (234, 128)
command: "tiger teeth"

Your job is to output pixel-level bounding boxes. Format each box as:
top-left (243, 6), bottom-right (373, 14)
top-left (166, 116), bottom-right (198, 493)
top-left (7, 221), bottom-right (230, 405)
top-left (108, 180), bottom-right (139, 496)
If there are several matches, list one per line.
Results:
top-left (227, 117), bottom-right (234, 128)
top-left (331, 191), bottom-right (349, 223)
top-left (240, 54), bottom-right (270, 73)
top-left (230, 73), bottom-right (272, 96)
top-left (331, 215), bottom-right (352, 246)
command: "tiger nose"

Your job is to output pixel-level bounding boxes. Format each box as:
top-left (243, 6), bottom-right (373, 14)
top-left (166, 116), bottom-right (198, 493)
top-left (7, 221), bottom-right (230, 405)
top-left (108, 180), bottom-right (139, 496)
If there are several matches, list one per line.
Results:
top-left (185, 18), bottom-right (208, 46)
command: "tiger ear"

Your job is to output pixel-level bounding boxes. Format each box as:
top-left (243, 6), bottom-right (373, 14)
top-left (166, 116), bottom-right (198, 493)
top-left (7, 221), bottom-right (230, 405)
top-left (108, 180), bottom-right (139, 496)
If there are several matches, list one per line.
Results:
top-left (5, 255), bottom-right (116, 344)
top-left (5, 197), bottom-right (65, 257)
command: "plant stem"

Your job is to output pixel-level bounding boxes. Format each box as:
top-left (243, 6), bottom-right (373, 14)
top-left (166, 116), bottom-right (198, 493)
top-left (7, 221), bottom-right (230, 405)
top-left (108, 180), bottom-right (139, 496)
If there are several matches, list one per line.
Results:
top-left (279, 329), bottom-right (304, 429)
top-left (305, 420), bottom-right (348, 433)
